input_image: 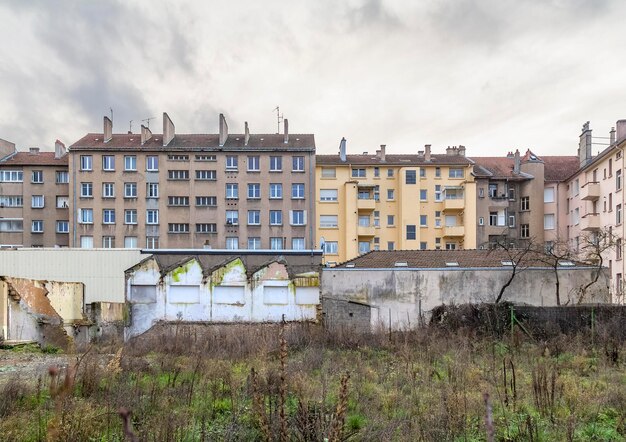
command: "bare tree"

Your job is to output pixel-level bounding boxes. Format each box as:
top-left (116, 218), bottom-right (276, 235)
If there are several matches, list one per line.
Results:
top-left (489, 234), bottom-right (535, 304)
top-left (575, 227), bottom-right (618, 303)
top-left (532, 238), bottom-right (574, 306)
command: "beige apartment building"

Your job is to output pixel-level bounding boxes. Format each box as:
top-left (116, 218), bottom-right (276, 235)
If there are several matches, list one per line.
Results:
top-left (315, 142), bottom-right (477, 263)
top-left (68, 113), bottom-right (316, 250)
top-left (0, 140), bottom-right (69, 247)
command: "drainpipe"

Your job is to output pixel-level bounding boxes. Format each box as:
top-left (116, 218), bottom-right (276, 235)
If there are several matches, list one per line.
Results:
top-left (72, 152), bottom-right (77, 246)
top-left (309, 149), bottom-right (314, 254)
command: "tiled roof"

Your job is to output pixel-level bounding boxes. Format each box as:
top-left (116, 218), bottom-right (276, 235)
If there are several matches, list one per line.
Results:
top-left (316, 154), bottom-right (474, 166)
top-left (0, 151), bottom-right (68, 166)
top-left (334, 249), bottom-right (591, 269)
top-left (472, 154), bottom-right (579, 182)
top-left (472, 156), bottom-right (521, 179)
top-left (70, 133), bottom-right (315, 151)
top-left (543, 156), bottom-right (580, 181)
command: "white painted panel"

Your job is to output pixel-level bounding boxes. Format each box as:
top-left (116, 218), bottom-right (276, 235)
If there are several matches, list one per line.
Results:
top-left (169, 285), bottom-right (200, 304)
top-left (295, 287), bottom-right (319, 305)
top-left (130, 285), bottom-right (157, 303)
top-left (213, 286), bottom-right (245, 305)
top-left (264, 286), bottom-right (289, 305)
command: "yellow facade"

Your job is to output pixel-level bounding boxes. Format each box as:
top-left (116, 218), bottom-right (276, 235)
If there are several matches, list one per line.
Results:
top-left (316, 150), bottom-right (477, 263)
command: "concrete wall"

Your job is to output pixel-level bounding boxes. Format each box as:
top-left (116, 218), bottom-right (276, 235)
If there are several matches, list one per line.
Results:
top-left (321, 267), bottom-right (610, 330)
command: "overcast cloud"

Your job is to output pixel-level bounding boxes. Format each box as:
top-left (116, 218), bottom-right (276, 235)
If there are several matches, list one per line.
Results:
top-left (1, 0), bottom-right (625, 156)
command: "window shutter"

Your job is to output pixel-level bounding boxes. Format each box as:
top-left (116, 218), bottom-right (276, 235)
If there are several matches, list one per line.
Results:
top-left (289, 210), bottom-right (294, 225)
top-left (302, 210), bottom-right (307, 225)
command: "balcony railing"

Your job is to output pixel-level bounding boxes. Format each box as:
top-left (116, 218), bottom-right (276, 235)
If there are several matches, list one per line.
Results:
top-left (580, 213), bottom-right (600, 231)
top-left (581, 182), bottom-right (600, 201)
top-left (443, 225), bottom-right (465, 237)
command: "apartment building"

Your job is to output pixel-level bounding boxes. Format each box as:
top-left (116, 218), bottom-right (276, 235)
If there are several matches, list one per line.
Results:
top-left (68, 113), bottom-right (315, 250)
top-left (566, 120), bottom-right (626, 300)
top-left (0, 140), bottom-right (69, 248)
top-left (315, 141), bottom-right (477, 263)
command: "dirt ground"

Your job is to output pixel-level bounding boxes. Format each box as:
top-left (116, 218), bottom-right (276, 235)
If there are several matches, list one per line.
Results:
top-left (0, 350), bottom-right (75, 384)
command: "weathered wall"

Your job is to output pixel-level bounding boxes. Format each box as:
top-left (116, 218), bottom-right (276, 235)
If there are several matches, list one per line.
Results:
top-left (322, 267), bottom-right (610, 330)
top-left (0, 280), bottom-right (6, 340)
top-left (321, 297), bottom-right (371, 332)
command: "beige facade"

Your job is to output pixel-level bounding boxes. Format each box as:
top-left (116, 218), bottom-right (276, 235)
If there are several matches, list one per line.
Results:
top-left (0, 141), bottom-right (69, 247)
top-left (315, 143), bottom-right (476, 263)
top-left (68, 113), bottom-right (315, 250)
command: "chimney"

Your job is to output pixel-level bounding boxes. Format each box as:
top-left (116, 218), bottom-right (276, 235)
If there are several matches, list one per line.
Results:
top-left (163, 112), bottom-right (175, 146)
top-left (380, 144), bottom-right (386, 162)
top-left (578, 121), bottom-right (592, 167)
top-left (29, 147), bottom-right (40, 154)
top-left (425, 144), bottom-right (431, 162)
top-left (0, 139), bottom-right (16, 158)
top-left (244, 121), bottom-right (250, 146)
top-left (283, 118), bottom-right (289, 144)
top-left (103, 116), bottom-right (112, 143)
top-left (219, 113), bottom-right (228, 146)
top-left (54, 140), bottom-right (66, 159)
top-left (446, 146), bottom-right (454, 156)
top-left (610, 127), bottom-right (616, 145)
top-left (140, 125), bottom-right (152, 145)
top-left (339, 137), bottom-right (347, 162)
top-left (513, 149), bottom-right (521, 174)
top-left (458, 145), bottom-right (466, 157)
top-left (616, 120), bottom-right (626, 144)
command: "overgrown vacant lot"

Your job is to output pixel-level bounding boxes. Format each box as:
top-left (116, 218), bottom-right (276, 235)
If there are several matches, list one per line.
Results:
top-left (0, 323), bottom-right (624, 441)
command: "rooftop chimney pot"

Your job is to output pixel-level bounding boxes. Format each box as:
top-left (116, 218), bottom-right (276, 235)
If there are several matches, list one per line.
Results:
top-left (244, 122), bottom-right (250, 146)
top-left (219, 113), bottom-right (228, 146)
top-left (103, 116), bottom-right (113, 143)
top-left (339, 137), bottom-right (347, 162)
top-left (283, 119), bottom-right (289, 144)
top-left (140, 125), bottom-right (153, 145)
top-left (513, 149), bottom-right (521, 174)
top-left (29, 147), bottom-right (40, 154)
top-left (425, 144), bottom-right (431, 162)
top-left (380, 144), bottom-right (386, 162)
top-left (162, 112), bottom-right (175, 147)
top-left (54, 140), bottom-right (66, 159)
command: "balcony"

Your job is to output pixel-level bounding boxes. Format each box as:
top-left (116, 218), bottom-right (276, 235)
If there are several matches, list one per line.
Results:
top-left (443, 198), bottom-right (464, 212)
top-left (357, 197), bottom-right (376, 211)
top-left (580, 213), bottom-right (600, 231)
top-left (443, 225), bottom-right (465, 237)
top-left (357, 225), bottom-right (376, 237)
top-left (581, 182), bottom-right (600, 201)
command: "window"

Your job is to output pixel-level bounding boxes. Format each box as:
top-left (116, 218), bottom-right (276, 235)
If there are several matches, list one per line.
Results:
top-left (321, 168), bottom-right (336, 178)
top-left (544, 213), bottom-right (555, 230)
top-left (406, 170), bottom-right (416, 184)
top-left (320, 215), bottom-right (338, 228)
top-left (420, 168), bottom-right (426, 178)
top-left (449, 168), bottom-right (464, 178)
top-left (617, 274), bottom-right (623, 295)
top-left (489, 183), bottom-right (498, 198)
top-left (168, 154), bottom-right (189, 161)
top-left (609, 193), bottom-right (613, 211)
top-left (508, 187), bottom-right (516, 200)
top-left (124, 182), bottom-right (137, 198)
top-left (446, 243), bottom-right (457, 250)
top-left (508, 215), bottom-right (516, 228)
top-left (387, 215), bottom-right (395, 226)
top-left (420, 242), bottom-right (427, 250)
top-left (146, 156), bottom-right (159, 171)
top-left (479, 217), bottom-right (484, 226)
top-left (270, 210), bottom-right (283, 225)
top-left (125, 209), bottom-right (138, 225)
top-left (168, 223), bottom-right (190, 233)
top-left (31, 195), bottom-right (44, 208)
top-left (102, 236), bottom-right (115, 248)
top-left (56, 220), bottom-right (69, 233)
top-left (573, 208), bottom-right (580, 225)
top-left (406, 225), bottom-right (416, 240)
top-left (521, 196), bottom-right (530, 211)
top-left (489, 212), bottom-right (498, 226)
top-left (270, 237), bottom-right (284, 250)
top-left (226, 155), bottom-right (238, 170)
top-left (248, 237), bottom-right (261, 250)
top-left (291, 183), bottom-right (305, 199)
top-left (617, 204), bottom-right (622, 225)
top-left (196, 223), bottom-right (217, 233)
top-left (573, 179), bottom-right (580, 196)
top-left (609, 159), bottom-right (613, 176)
top-left (196, 196), bottom-right (217, 207)
top-left (323, 241), bottom-right (338, 254)
top-left (103, 209), bottom-right (116, 224)
top-left (31, 170), bottom-right (43, 183)
top-left (226, 210), bottom-right (239, 225)
top-left (435, 167), bottom-right (441, 178)
top-left (247, 156), bottom-right (260, 171)
top-left (168, 196), bottom-right (189, 206)
top-left (420, 189), bottom-right (427, 201)
top-left (420, 215), bottom-right (427, 227)
top-left (195, 154), bottom-right (216, 162)
top-left (292, 237), bottom-right (305, 250)
top-left (374, 186), bottom-right (380, 201)
top-left (146, 210), bottom-right (159, 225)
top-left (270, 183), bottom-right (283, 199)
top-left (479, 188), bottom-right (485, 198)
top-left (124, 237), bottom-right (138, 248)
top-left (352, 168), bottom-right (366, 178)
top-left (320, 189), bottom-right (338, 201)
top-left (80, 155), bottom-right (92, 171)
top-left (292, 156), bottom-right (305, 172)
top-left (226, 237), bottom-right (239, 250)
top-left (435, 185), bottom-right (442, 201)
top-left (168, 170), bottom-right (189, 180)
top-left (124, 155), bottom-right (136, 171)
top-left (31, 220), bottom-right (43, 233)
top-left (387, 189), bottom-right (395, 200)
top-left (358, 241), bottom-right (370, 254)
top-left (56, 196), bottom-right (69, 208)
top-left (79, 208), bottom-right (93, 224)
top-left (387, 241), bottom-right (395, 251)
top-left (544, 187), bottom-right (554, 203)
top-left (290, 210), bottom-right (306, 225)
top-left (226, 183), bottom-right (239, 199)
top-left (248, 210), bottom-right (261, 225)
top-left (241, 182), bottom-right (260, 200)
top-left (386, 169), bottom-right (394, 178)
top-left (435, 211), bottom-right (442, 227)
top-left (0, 170), bottom-right (23, 182)
top-left (374, 211), bottom-right (380, 227)
top-left (0, 196), bottom-right (22, 207)
top-left (374, 167), bottom-right (380, 177)
top-left (617, 238), bottom-right (622, 260)
top-left (147, 183), bottom-right (159, 198)
top-left (358, 215), bottom-right (370, 227)
top-left (195, 170), bottom-right (216, 180)
top-left (520, 224), bottom-right (530, 238)
top-left (146, 236), bottom-right (159, 249)
top-left (102, 155), bottom-right (115, 171)
top-left (617, 169), bottom-right (622, 191)
top-left (270, 156), bottom-right (282, 172)
top-left (80, 236), bottom-right (93, 249)
top-left (0, 219), bottom-right (23, 232)
top-left (102, 183), bottom-right (115, 198)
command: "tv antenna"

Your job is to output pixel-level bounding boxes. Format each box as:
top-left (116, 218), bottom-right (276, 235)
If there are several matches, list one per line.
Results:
top-left (273, 106), bottom-right (283, 133)
top-left (142, 116), bottom-right (156, 128)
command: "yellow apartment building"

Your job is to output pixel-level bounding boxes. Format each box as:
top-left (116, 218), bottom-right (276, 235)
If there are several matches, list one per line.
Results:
top-left (316, 141), bottom-right (477, 263)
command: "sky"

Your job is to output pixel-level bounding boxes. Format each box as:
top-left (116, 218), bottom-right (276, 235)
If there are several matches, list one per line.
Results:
top-left (1, 0), bottom-right (626, 157)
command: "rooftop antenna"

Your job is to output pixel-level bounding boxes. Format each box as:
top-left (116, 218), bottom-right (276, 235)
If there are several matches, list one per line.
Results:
top-left (141, 116), bottom-right (156, 129)
top-left (273, 106), bottom-right (283, 134)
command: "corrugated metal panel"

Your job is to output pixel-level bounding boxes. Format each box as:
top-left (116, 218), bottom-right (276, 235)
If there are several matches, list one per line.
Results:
top-left (0, 248), bottom-right (143, 303)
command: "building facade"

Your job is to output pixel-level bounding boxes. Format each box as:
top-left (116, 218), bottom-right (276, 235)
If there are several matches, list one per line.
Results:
top-left (0, 140), bottom-right (69, 248)
top-left (68, 113), bottom-right (316, 250)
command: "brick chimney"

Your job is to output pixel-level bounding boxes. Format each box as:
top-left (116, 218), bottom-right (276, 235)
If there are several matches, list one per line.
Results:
top-left (219, 113), bottom-right (228, 146)
top-left (578, 121), bottom-right (592, 167)
top-left (163, 112), bottom-right (175, 147)
top-left (140, 125), bottom-right (152, 145)
top-left (380, 144), bottom-right (386, 162)
top-left (616, 120), bottom-right (626, 144)
top-left (244, 122), bottom-right (250, 146)
top-left (425, 144), bottom-right (431, 162)
top-left (54, 140), bottom-right (66, 159)
top-left (339, 137), bottom-right (347, 162)
top-left (458, 145), bottom-right (466, 157)
top-left (446, 146), bottom-right (454, 156)
top-left (283, 119), bottom-right (289, 144)
top-left (104, 116), bottom-right (113, 143)
top-left (513, 149), bottom-right (521, 174)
